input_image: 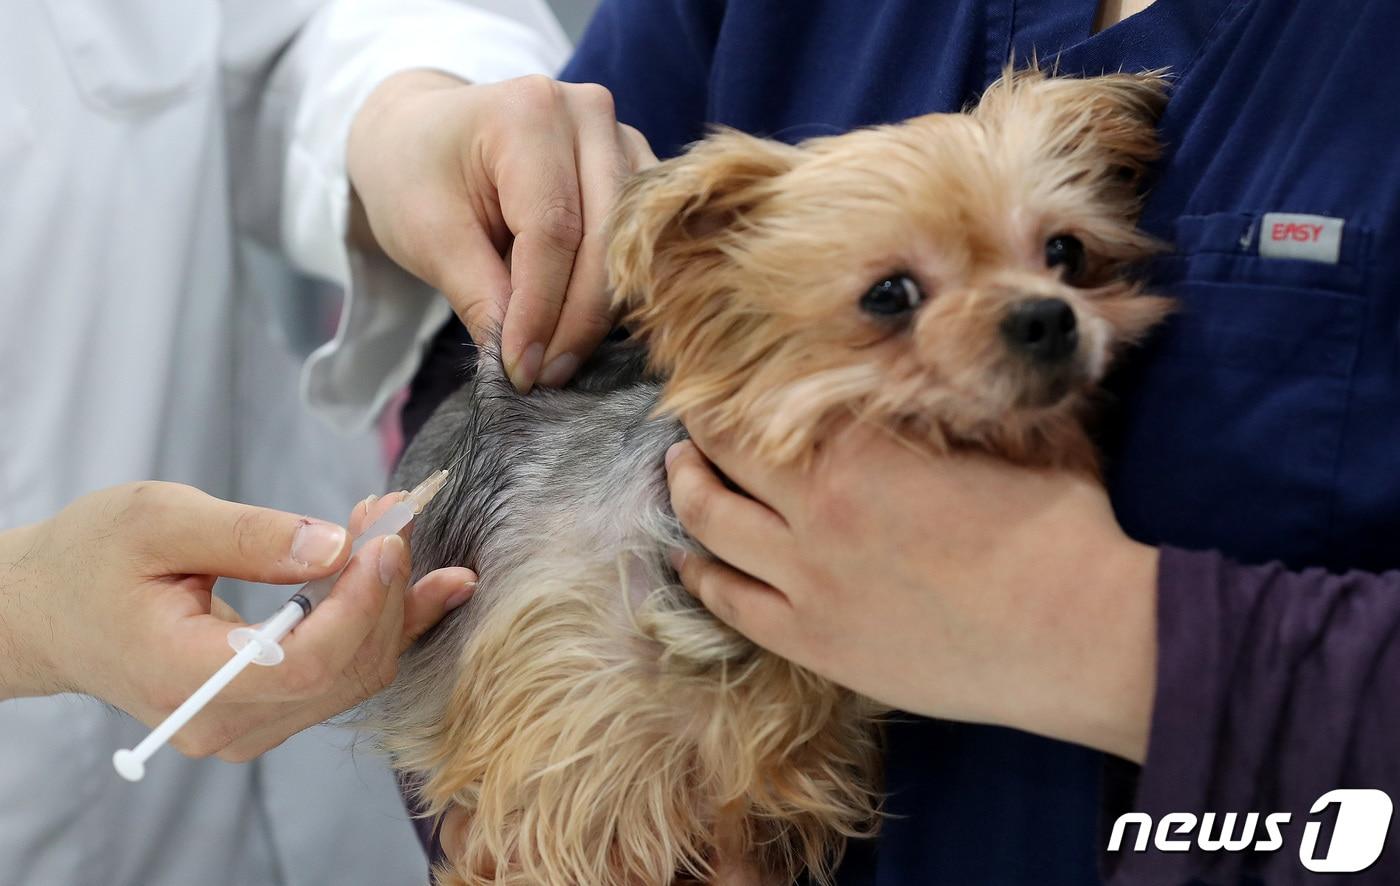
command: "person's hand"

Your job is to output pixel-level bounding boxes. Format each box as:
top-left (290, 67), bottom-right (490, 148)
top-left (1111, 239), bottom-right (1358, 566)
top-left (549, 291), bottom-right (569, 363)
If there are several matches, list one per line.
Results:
top-left (664, 425), bottom-right (1161, 762)
top-left (347, 71), bottom-right (656, 392)
top-left (0, 482), bottom-right (475, 761)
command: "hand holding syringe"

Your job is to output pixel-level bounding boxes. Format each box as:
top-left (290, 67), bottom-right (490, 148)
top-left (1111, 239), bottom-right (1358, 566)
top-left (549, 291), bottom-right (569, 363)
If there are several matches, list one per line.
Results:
top-left (114, 470), bottom-right (450, 781)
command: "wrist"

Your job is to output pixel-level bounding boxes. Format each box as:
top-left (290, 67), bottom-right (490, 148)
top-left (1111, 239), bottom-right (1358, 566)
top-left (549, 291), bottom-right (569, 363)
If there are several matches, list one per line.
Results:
top-left (1065, 536), bottom-right (1160, 762)
top-left (364, 68), bottom-right (469, 108)
top-left (346, 69), bottom-right (471, 253)
top-left (990, 521), bottom-right (1158, 762)
top-left (349, 69), bottom-right (469, 163)
top-left (0, 522), bottom-right (63, 700)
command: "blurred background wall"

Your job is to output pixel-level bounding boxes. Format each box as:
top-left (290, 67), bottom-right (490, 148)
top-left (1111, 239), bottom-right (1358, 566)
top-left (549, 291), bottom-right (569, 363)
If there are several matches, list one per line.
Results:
top-left (546, 0), bottom-right (601, 41)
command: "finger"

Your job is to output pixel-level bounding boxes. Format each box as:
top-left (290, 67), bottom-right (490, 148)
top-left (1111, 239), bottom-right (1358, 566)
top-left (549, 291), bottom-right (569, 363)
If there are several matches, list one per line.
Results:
top-left (347, 494), bottom-right (379, 536)
top-left (209, 595), bottom-right (242, 624)
top-left (274, 534), bottom-right (410, 700)
top-left (230, 565), bottom-right (470, 751)
top-left (348, 491), bottom-right (409, 537)
top-left (217, 681), bottom-right (365, 762)
top-left (673, 550), bottom-right (794, 655)
top-left (219, 554), bottom-right (430, 761)
top-left (684, 425), bottom-right (803, 515)
top-left (174, 535), bottom-right (402, 703)
top-left (217, 675), bottom-right (371, 762)
top-left (664, 441), bottom-right (797, 586)
top-left (225, 562), bottom-right (466, 750)
top-left (496, 113), bottom-right (586, 392)
top-left (440, 806), bottom-right (470, 861)
top-left (351, 490), bottom-right (428, 548)
top-left (536, 91), bottom-right (633, 388)
top-left (400, 566), bottom-right (477, 653)
top-left (353, 522), bottom-right (415, 672)
top-left (619, 123), bottom-right (659, 171)
top-left (141, 485), bottom-right (350, 583)
top-left (341, 554), bottom-right (409, 705)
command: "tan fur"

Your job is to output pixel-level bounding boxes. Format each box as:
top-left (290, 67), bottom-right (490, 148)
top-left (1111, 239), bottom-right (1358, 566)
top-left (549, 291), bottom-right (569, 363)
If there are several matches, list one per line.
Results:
top-left (400, 67), bottom-right (1172, 886)
top-left (614, 67), bottom-right (1172, 472)
top-left (388, 559), bottom-right (881, 886)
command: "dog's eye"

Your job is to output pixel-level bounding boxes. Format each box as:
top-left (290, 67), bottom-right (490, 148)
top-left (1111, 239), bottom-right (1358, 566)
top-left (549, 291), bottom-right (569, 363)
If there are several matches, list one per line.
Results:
top-left (1045, 235), bottom-right (1087, 284)
top-left (860, 274), bottom-right (925, 316)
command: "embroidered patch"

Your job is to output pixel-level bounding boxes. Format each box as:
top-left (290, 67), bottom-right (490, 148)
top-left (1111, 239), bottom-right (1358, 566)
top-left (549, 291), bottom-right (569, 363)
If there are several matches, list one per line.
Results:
top-left (1259, 213), bottom-right (1344, 264)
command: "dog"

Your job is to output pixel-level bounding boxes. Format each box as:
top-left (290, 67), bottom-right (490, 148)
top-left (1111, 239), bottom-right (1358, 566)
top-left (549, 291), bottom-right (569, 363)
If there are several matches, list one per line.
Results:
top-left (369, 68), bottom-right (1172, 886)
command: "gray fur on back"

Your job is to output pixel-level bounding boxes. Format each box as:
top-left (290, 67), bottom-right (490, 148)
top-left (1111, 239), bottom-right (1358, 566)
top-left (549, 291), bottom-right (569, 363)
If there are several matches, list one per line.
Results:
top-left (369, 339), bottom-right (692, 742)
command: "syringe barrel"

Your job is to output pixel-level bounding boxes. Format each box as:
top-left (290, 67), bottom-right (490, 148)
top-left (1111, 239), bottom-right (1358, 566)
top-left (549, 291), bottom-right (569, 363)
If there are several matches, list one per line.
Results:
top-left (293, 573), bottom-right (337, 613)
top-left (290, 500), bottom-right (416, 613)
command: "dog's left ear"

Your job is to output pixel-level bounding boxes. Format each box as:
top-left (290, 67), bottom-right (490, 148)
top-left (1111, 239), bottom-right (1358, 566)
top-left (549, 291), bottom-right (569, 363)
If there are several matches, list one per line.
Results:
top-left (605, 129), bottom-right (800, 358)
top-left (973, 66), bottom-right (1170, 187)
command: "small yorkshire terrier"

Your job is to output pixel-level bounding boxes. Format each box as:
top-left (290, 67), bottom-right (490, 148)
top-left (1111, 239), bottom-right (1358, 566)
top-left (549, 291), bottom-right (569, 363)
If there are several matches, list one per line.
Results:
top-left (370, 68), bottom-right (1172, 885)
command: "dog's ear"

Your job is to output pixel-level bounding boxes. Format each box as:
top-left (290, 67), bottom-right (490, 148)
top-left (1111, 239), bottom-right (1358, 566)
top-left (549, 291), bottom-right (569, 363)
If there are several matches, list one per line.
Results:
top-left (973, 66), bottom-right (1170, 187)
top-left (606, 129), bottom-right (800, 348)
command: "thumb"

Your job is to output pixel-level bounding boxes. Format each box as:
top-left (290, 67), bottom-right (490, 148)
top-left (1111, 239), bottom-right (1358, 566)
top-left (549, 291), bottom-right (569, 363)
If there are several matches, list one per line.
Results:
top-left (148, 485), bottom-right (351, 584)
top-left (399, 566), bottom-right (477, 652)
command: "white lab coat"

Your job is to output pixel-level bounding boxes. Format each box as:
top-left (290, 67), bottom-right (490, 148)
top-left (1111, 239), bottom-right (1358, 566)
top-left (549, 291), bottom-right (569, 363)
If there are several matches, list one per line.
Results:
top-left (0, 2), bottom-right (568, 884)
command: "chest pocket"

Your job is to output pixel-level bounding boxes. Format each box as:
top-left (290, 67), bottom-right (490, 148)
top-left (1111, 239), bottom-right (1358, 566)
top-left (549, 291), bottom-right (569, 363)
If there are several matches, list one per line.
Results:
top-left (41, 0), bottom-right (218, 114)
top-left (1103, 211), bottom-right (1369, 570)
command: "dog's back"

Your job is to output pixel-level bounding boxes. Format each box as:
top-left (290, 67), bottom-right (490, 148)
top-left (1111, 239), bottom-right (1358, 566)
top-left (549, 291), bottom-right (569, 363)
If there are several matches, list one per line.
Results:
top-left (372, 342), bottom-right (879, 886)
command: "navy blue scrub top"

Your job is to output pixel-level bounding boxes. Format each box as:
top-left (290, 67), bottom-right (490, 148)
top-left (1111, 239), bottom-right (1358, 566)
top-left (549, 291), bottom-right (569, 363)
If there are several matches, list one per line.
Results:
top-left (555, 1), bottom-right (1400, 883)
top-left (397, 0), bottom-right (1400, 880)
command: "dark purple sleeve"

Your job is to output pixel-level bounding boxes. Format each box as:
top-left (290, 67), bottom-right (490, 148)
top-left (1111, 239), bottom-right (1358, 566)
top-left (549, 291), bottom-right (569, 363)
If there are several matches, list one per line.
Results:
top-left (1104, 547), bottom-right (1400, 885)
top-left (395, 769), bottom-right (445, 880)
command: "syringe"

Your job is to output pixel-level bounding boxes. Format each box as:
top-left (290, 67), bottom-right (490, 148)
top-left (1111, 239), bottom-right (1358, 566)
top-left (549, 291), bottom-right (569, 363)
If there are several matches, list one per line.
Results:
top-left (112, 469), bottom-right (450, 782)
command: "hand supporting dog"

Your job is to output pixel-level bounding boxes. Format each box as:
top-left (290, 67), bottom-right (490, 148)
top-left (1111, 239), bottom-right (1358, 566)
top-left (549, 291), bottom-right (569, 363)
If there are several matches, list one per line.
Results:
top-left (665, 426), bottom-right (1160, 763)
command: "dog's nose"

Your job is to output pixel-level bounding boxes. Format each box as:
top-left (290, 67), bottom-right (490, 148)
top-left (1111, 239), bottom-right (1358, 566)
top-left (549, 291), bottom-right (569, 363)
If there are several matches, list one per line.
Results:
top-left (1001, 298), bottom-right (1079, 364)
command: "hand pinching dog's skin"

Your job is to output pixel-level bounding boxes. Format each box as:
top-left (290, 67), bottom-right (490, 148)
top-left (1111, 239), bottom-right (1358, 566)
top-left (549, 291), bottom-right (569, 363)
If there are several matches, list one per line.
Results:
top-left (367, 68), bottom-right (1172, 886)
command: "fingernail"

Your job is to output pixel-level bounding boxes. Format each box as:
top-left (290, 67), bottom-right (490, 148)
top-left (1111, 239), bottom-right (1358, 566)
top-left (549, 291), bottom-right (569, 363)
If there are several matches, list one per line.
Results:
top-left (292, 520), bottom-right (347, 567)
top-left (665, 441), bottom-right (686, 470)
top-left (537, 353), bottom-right (578, 388)
top-left (379, 535), bottom-right (405, 585)
top-left (358, 494), bottom-right (379, 519)
top-left (668, 548), bottom-right (688, 572)
top-left (445, 575), bottom-right (477, 610)
top-left (507, 342), bottom-right (544, 393)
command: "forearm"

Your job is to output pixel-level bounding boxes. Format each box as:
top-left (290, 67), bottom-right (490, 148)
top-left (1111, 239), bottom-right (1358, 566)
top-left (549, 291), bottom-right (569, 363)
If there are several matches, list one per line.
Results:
top-left (0, 523), bottom-right (57, 701)
top-left (1107, 548), bottom-right (1400, 884)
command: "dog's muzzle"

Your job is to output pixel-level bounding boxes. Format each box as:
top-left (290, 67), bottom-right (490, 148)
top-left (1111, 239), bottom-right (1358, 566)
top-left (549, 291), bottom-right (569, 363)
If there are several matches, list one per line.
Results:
top-left (1000, 297), bottom-right (1083, 408)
